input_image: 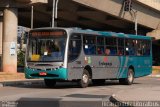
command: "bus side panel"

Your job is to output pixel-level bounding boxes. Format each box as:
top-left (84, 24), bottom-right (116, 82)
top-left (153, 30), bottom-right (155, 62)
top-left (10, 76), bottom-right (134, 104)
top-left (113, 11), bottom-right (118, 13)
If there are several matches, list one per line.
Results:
top-left (91, 56), bottom-right (120, 79)
top-left (118, 56), bottom-right (152, 78)
top-left (117, 56), bottom-right (129, 78)
top-left (67, 51), bottom-right (86, 80)
top-left (67, 54), bottom-right (122, 80)
top-left (134, 57), bottom-right (152, 77)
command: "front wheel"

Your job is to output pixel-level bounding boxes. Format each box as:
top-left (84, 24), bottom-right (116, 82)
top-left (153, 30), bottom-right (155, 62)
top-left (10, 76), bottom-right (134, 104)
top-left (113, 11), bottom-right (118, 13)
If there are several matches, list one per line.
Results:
top-left (119, 68), bottom-right (134, 85)
top-left (78, 69), bottom-right (90, 88)
top-left (44, 79), bottom-right (56, 88)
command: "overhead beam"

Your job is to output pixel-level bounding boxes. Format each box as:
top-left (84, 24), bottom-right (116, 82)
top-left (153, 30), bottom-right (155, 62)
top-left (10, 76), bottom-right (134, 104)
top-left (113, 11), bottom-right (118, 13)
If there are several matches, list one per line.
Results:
top-left (58, 11), bottom-right (105, 29)
top-left (72, 0), bottom-right (160, 29)
top-left (58, 0), bottom-right (129, 29)
top-left (0, 0), bottom-right (47, 8)
top-left (77, 11), bottom-right (128, 29)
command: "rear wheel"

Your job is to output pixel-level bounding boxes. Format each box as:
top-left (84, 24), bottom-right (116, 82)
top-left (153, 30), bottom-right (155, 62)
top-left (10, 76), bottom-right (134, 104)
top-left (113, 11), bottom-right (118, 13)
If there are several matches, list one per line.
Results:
top-left (79, 69), bottom-right (90, 88)
top-left (119, 68), bottom-right (134, 85)
top-left (92, 79), bottom-right (106, 85)
top-left (44, 79), bottom-right (56, 88)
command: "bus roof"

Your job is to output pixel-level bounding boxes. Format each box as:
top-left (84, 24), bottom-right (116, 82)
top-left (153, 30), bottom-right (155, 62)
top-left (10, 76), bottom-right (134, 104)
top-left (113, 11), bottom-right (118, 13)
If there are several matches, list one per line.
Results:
top-left (71, 29), bottom-right (151, 40)
top-left (30, 27), bottom-right (152, 40)
top-left (98, 32), bottom-right (151, 40)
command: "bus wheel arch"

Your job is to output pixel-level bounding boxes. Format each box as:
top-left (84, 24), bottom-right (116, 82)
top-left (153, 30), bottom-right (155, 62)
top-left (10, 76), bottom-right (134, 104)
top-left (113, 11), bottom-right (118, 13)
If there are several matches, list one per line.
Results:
top-left (84, 65), bottom-right (92, 79)
top-left (119, 65), bottom-right (134, 85)
top-left (129, 65), bottom-right (135, 75)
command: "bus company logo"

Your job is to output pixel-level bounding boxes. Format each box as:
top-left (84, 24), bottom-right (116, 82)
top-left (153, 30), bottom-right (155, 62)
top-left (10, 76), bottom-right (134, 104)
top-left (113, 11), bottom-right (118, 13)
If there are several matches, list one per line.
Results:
top-left (99, 57), bottom-right (112, 66)
top-left (103, 56), bottom-right (108, 62)
top-left (99, 61), bottom-right (112, 66)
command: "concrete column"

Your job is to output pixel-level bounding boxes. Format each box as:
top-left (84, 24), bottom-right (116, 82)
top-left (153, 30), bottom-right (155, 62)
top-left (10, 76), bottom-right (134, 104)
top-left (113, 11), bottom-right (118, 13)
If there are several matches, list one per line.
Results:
top-left (0, 18), bottom-right (2, 55)
top-left (2, 8), bottom-right (18, 73)
top-left (0, 18), bottom-right (2, 71)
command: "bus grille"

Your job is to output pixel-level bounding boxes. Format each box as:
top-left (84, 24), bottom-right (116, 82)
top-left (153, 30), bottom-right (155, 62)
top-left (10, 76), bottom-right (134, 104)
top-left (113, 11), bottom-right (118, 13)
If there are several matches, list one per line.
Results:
top-left (30, 73), bottom-right (59, 77)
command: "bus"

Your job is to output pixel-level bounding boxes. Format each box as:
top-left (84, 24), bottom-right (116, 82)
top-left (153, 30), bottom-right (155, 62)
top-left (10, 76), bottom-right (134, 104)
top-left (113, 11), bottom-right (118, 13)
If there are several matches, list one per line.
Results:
top-left (25, 27), bottom-right (152, 88)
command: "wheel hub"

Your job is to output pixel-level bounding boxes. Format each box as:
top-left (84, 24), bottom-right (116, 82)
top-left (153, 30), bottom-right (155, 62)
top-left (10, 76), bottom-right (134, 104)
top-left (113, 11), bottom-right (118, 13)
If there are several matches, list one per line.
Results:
top-left (128, 71), bottom-right (133, 82)
top-left (82, 74), bottom-right (88, 83)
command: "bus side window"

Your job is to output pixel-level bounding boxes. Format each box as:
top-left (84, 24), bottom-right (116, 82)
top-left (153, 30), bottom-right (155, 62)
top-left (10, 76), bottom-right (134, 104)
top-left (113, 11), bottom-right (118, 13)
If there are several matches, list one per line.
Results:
top-left (142, 41), bottom-right (151, 56)
top-left (136, 40), bottom-right (143, 56)
top-left (118, 38), bottom-right (124, 56)
top-left (97, 46), bottom-right (104, 55)
top-left (83, 35), bottom-right (96, 55)
top-left (97, 37), bottom-right (105, 55)
top-left (125, 39), bottom-right (136, 56)
top-left (105, 48), bottom-right (110, 55)
top-left (105, 37), bottom-right (117, 55)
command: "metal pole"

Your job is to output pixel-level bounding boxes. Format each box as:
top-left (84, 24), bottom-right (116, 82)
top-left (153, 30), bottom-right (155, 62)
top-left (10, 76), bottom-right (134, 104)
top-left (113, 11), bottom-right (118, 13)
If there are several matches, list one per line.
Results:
top-left (135, 11), bottom-right (138, 35)
top-left (55, 0), bottom-right (59, 19)
top-left (52, 0), bottom-right (56, 28)
top-left (31, 6), bottom-right (34, 29)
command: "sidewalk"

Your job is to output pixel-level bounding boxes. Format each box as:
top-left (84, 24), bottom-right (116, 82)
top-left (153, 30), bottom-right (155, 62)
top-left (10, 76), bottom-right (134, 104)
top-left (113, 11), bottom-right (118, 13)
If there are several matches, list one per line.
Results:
top-left (0, 72), bottom-right (43, 87)
top-left (112, 86), bottom-right (160, 101)
top-left (151, 66), bottom-right (160, 77)
top-left (0, 72), bottom-right (25, 82)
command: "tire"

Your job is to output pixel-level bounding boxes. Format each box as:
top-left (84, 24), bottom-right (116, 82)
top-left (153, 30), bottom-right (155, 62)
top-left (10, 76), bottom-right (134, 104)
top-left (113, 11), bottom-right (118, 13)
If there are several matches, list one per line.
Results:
top-left (44, 79), bottom-right (56, 88)
top-left (92, 79), bottom-right (106, 85)
top-left (119, 68), bottom-right (134, 85)
top-left (79, 69), bottom-right (90, 88)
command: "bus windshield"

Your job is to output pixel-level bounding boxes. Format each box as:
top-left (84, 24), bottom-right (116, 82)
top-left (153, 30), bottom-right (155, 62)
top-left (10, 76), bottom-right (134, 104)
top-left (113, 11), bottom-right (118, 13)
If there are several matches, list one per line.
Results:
top-left (27, 30), bottom-right (67, 62)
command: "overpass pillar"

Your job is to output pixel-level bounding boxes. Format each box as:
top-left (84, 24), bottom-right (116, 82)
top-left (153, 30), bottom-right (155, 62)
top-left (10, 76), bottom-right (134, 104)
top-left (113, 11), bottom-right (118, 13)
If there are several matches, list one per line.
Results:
top-left (2, 8), bottom-right (18, 73)
top-left (0, 18), bottom-right (2, 71)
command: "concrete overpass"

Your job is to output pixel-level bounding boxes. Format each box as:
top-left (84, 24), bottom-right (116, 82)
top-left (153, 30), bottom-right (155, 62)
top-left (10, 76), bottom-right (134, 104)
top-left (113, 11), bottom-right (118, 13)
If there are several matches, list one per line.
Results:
top-left (0, 0), bottom-right (160, 73)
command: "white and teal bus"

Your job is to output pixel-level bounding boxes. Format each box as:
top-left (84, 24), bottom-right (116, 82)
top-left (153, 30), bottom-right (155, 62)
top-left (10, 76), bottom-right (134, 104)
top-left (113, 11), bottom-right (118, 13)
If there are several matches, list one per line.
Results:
top-left (25, 27), bottom-right (152, 88)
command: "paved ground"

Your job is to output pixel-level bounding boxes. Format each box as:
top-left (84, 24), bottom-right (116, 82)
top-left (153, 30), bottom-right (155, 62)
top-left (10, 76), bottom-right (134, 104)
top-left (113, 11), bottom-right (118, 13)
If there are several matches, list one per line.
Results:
top-left (0, 77), bottom-right (160, 107)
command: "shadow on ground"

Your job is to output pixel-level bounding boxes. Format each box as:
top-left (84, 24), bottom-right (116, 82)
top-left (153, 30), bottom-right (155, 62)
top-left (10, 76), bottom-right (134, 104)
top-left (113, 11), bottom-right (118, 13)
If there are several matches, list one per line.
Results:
top-left (4, 80), bottom-right (141, 89)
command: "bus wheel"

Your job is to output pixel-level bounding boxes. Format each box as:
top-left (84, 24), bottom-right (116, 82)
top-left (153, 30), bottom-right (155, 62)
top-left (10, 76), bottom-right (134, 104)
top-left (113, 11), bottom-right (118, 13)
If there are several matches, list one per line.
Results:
top-left (44, 79), bottom-right (56, 88)
top-left (92, 79), bottom-right (106, 85)
top-left (79, 69), bottom-right (90, 88)
top-left (119, 68), bottom-right (134, 85)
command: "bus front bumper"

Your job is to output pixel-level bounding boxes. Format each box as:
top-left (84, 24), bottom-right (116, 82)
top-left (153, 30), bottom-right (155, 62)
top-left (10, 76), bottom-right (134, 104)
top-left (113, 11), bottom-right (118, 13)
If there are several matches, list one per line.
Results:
top-left (25, 67), bottom-right (68, 80)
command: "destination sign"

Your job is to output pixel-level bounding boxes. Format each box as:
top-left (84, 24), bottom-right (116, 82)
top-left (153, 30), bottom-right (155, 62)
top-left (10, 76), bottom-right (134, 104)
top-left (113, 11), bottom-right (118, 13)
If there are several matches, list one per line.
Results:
top-left (31, 31), bottom-right (65, 37)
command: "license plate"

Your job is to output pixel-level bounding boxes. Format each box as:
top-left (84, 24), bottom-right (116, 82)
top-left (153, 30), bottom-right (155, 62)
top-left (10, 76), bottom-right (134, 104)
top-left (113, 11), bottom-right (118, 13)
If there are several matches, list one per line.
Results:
top-left (39, 72), bottom-right (47, 76)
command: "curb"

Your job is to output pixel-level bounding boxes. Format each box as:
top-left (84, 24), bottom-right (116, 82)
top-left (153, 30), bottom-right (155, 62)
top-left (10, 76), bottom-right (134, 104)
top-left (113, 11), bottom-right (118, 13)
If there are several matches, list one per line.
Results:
top-left (0, 79), bottom-right (44, 87)
top-left (148, 75), bottom-right (160, 77)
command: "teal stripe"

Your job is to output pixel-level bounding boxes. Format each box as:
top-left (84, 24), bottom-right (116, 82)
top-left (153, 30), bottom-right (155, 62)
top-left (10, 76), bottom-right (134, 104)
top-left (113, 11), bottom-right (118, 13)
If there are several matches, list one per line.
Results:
top-left (25, 67), bottom-right (68, 80)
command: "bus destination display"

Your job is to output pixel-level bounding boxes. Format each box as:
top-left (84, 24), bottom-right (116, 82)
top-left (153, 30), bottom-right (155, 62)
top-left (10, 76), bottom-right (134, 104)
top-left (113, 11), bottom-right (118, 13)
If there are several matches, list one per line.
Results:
top-left (31, 31), bottom-right (65, 37)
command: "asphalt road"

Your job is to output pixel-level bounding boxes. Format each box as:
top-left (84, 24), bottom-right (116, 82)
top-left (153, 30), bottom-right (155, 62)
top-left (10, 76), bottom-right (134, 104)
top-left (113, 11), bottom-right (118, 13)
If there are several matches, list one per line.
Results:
top-left (0, 77), bottom-right (160, 107)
